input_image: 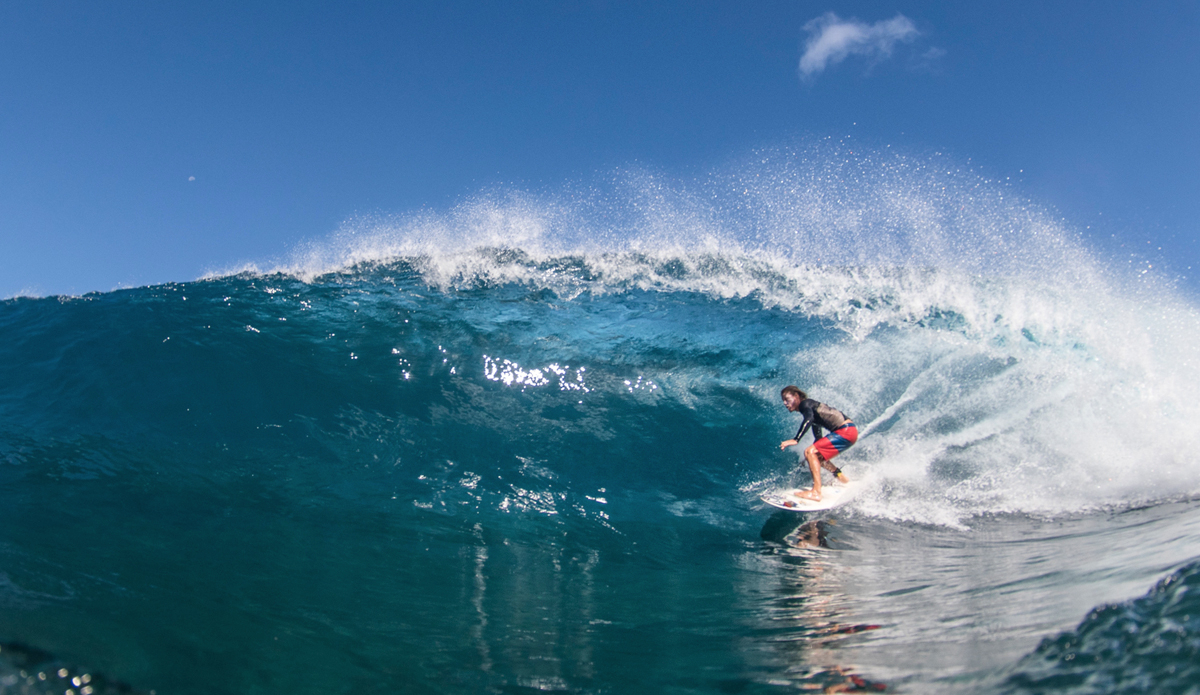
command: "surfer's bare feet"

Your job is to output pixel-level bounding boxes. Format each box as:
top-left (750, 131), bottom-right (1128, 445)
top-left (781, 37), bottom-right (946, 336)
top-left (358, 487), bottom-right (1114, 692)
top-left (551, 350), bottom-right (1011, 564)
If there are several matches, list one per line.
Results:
top-left (793, 488), bottom-right (821, 502)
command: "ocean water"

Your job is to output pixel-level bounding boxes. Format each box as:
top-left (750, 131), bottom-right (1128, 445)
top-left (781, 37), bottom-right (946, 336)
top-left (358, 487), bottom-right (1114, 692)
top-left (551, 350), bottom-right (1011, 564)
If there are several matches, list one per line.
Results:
top-left (2, 146), bottom-right (1199, 694)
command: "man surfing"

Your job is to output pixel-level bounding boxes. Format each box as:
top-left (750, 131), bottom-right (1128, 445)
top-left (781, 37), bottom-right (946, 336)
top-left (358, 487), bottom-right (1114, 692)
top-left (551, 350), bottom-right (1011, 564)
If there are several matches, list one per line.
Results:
top-left (779, 386), bottom-right (858, 502)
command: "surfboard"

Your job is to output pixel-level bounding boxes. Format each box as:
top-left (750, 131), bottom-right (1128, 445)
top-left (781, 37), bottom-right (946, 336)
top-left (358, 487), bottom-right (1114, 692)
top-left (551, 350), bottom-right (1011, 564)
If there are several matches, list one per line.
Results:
top-left (760, 480), bottom-right (863, 512)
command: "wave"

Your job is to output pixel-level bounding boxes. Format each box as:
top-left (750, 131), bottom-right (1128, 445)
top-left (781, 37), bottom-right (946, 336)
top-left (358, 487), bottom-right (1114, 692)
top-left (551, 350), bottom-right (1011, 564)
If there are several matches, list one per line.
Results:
top-left (7, 142), bottom-right (1199, 529)
top-left (196, 141), bottom-right (1198, 525)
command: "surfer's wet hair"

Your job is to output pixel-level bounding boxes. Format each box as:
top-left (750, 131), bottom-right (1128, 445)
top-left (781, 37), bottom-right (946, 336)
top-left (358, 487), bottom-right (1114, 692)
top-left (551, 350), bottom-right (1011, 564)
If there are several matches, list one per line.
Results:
top-left (781, 385), bottom-right (807, 400)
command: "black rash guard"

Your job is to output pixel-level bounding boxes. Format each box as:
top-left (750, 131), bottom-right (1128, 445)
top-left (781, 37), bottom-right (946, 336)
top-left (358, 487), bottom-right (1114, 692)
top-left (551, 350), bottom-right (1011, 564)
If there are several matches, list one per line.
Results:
top-left (793, 399), bottom-right (850, 443)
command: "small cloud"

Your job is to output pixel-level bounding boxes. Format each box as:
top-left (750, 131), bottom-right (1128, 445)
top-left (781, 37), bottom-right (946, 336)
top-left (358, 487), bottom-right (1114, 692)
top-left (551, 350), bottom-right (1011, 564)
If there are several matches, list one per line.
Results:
top-left (911, 45), bottom-right (947, 72)
top-left (188, 176), bottom-right (196, 181)
top-left (799, 12), bottom-right (920, 80)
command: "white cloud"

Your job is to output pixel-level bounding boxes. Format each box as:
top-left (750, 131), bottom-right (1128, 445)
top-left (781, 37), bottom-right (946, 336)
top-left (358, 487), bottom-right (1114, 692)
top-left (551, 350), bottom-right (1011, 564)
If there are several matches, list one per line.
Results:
top-left (799, 12), bottom-right (920, 79)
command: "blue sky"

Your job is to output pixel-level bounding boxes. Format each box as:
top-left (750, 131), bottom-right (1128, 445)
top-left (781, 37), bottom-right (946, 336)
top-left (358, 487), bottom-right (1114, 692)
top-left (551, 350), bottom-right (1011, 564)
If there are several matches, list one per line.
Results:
top-left (2, 1), bottom-right (1197, 297)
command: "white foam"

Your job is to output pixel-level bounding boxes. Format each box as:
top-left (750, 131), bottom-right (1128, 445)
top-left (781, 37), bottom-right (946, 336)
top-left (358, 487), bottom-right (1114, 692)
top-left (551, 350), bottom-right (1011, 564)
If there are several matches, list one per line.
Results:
top-left (795, 278), bottom-right (1200, 524)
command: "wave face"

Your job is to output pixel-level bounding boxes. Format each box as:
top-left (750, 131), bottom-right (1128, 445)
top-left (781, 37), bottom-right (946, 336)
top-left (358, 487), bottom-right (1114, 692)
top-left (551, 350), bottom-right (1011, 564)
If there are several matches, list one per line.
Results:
top-left (2, 144), bottom-right (1198, 693)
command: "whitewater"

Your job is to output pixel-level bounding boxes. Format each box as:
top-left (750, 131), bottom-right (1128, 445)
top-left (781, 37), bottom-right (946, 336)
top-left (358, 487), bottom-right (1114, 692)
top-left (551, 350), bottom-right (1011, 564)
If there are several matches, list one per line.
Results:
top-left (2, 143), bottom-right (1198, 694)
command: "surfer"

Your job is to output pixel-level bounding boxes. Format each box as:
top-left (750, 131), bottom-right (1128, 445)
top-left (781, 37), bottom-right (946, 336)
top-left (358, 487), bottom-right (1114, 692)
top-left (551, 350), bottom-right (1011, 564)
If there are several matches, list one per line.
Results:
top-left (779, 386), bottom-right (857, 502)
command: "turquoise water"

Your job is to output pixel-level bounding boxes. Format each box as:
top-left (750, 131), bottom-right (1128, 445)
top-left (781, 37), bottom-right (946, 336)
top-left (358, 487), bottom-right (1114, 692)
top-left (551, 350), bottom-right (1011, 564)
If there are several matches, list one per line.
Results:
top-left (2, 147), bottom-right (1199, 694)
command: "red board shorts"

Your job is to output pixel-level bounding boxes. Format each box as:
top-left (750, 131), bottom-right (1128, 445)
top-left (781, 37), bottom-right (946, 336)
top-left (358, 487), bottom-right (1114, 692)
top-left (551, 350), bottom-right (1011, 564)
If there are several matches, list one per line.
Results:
top-left (813, 423), bottom-right (857, 461)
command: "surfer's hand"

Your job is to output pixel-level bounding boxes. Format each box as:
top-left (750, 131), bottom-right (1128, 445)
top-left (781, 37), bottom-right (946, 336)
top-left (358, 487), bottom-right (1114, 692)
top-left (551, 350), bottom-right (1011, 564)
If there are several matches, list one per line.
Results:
top-left (780, 439), bottom-right (798, 451)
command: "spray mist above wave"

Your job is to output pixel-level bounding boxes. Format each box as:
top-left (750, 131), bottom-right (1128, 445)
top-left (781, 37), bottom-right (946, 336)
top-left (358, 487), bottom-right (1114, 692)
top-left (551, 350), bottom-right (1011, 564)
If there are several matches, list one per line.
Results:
top-left (264, 140), bottom-right (1140, 344)
top-left (276, 140), bottom-right (1101, 282)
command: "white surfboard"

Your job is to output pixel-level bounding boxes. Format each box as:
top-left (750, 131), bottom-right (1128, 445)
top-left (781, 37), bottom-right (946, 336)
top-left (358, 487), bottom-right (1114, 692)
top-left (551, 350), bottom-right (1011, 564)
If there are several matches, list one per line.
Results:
top-left (760, 479), bottom-right (864, 512)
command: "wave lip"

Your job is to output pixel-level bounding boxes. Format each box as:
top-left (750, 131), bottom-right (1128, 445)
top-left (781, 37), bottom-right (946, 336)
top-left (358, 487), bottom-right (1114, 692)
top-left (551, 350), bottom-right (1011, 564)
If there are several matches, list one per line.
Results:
top-left (251, 141), bottom-right (1108, 286)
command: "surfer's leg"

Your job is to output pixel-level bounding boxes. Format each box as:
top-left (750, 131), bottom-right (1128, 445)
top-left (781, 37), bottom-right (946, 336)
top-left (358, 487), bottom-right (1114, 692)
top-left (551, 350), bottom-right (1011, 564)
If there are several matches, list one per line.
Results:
top-left (793, 445), bottom-right (823, 501)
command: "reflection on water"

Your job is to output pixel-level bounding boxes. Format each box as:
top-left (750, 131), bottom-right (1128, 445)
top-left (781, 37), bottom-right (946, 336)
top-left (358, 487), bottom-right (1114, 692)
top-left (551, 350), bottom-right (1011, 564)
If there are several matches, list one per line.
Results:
top-left (760, 511), bottom-right (831, 548)
top-left (754, 499), bottom-right (1200, 693)
top-left (14, 492), bottom-right (1192, 694)
top-left (449, 530), bottom-right (601, 692)
top-left (398, 511), bottom-right (894, 694)
top-left (741, 512), bottom-right (888, 692)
